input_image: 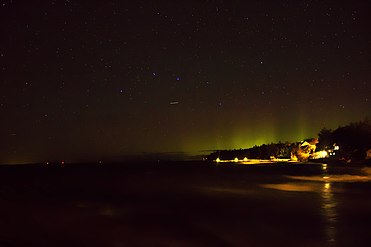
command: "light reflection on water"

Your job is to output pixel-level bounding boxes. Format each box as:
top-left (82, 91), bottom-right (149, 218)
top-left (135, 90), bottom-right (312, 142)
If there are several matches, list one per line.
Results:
top-left (321, 181), bottom-right (337, 244)
top-left (259, 183), bottom-right (315, 192)
top-left (321, 164), bottom-right (336, 244)
top-left (287, 167), bottom-right (371, 183)
top-left (260, 166), bottom-right (371, 245)
top-left (259, 180), bottom-right (338, 244)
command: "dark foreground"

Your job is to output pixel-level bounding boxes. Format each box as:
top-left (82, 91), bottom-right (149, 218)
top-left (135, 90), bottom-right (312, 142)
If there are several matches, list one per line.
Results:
top-left (0, 162), bottom-right (371, 247)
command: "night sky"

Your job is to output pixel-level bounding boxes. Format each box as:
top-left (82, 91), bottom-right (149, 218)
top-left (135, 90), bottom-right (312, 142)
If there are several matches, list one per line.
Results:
top-left (1, 1), bottom-right (370, 164)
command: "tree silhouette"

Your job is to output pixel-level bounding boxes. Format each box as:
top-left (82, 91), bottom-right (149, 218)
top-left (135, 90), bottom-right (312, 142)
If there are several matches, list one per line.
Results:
top-left (317, 128), bottom-right (333, 151)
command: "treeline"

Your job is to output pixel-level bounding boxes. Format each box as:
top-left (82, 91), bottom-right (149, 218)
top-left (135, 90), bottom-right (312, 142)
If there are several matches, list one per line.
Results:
top-left (317, 119), bottom-right (371, 161)
top-left (207, 142), bottom-right (293, 161)
top-left (207, 119), bottom-right (371, 163)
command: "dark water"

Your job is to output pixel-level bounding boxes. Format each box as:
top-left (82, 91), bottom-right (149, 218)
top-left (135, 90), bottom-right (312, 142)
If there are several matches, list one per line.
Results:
top-left (0, 162), bottom-right (370, 247)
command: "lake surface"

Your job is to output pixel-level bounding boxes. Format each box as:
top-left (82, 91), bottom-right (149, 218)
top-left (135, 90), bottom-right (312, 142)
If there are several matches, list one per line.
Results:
top-left (0, 162), bottom-right (370, 247)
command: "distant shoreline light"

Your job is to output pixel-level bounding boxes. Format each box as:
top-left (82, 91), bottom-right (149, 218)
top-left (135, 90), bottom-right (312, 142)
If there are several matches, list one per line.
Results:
top-left (215, 157), bottom-right (293, 164)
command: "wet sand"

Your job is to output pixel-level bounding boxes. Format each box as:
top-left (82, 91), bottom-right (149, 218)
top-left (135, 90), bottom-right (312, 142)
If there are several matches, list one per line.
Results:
top-left (0, 162), bottom-right (370, 246)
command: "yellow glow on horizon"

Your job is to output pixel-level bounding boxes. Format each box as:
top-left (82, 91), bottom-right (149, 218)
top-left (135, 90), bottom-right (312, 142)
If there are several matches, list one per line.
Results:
top-left (176, 113), bottom-right (343, 155)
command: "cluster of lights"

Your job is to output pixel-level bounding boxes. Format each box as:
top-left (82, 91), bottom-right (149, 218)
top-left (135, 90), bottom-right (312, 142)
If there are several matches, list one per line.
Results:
top-left (311, 145), bottom-right (340, 159)
top-left (328, 145), bottom-right (340, 156)
top-left (215, 157), bottom-right (291, 164)
top-left (215, 145), bottom-right (341, 163)
top-left (312, 150), bottom-right (328, 159)
top-left (216, 157), bottom-right (251, 163)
